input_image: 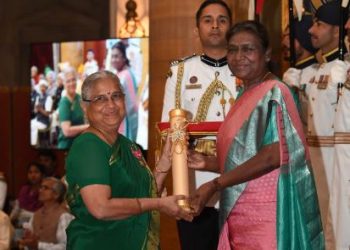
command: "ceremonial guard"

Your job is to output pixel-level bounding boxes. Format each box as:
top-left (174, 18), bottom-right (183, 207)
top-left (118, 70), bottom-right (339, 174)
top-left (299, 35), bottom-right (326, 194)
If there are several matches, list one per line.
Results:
top-left (282, 14), bottom-right (318, 128)
top-left (161, 1), bottom-right (237, 249)
top-left (328, 15), bottom-right (350, 250)
top-left (300, 2), bottom-right (344, 248)
top-left (162, 54), bottom-right (237, 123)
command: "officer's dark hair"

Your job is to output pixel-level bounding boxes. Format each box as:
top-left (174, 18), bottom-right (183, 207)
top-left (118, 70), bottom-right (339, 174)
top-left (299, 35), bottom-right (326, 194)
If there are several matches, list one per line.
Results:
top-left (195, 0), bottom-right (232, 27)
top-left (112, 41), bottom-right (130, 67)
top-left (226, 20), bottom-right (270, 52)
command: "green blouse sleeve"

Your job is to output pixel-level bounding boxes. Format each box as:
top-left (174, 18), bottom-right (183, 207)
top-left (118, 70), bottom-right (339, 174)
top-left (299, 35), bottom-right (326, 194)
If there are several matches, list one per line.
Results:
top-left (67, 134), bottom-right (111, 188)
top-left (58, 97), bottom-right (71, 122)
top-left (262, 103), bottom-right (279, 146)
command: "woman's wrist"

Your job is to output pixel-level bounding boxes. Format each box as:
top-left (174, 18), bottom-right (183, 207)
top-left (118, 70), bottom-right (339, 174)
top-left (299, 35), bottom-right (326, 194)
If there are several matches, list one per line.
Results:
top-left (135, 198), bottom-right (143, 214)
top-left (156, 198), bottom-right (162, 211)
top-left (154, 156), bottom-right (171, 174)
top-left (211, 177), bottom-right (222, 192)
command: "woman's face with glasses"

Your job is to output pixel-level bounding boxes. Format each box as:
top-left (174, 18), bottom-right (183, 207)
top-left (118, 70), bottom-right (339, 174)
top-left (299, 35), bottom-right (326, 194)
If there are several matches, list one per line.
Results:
top-left (83, 78), bottom-right (126, 131)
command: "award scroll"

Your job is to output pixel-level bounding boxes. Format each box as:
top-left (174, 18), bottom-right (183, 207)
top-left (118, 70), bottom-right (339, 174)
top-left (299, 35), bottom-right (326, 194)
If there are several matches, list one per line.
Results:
top-left (169, 109), bottom-right (190, 211)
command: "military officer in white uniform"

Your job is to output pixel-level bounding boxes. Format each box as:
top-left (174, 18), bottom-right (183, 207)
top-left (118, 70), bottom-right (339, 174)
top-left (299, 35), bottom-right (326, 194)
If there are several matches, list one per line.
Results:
top-left (161, 1), bottom-right (237, 249)
top-left (301, 2), bottom-right (343, 248)
top-left (328, 15), bottom-right (350, 250)
top-left (282, 14), bottom-right (318, 129)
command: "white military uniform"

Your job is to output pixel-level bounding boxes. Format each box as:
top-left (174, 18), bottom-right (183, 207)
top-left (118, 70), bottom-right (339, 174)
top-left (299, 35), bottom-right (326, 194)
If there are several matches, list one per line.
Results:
top-left (283, 55), bottom-right (318, 132)
top-left (162, 54), bottom-right (237, 207)
top-left (303, 49), bottom-right (340, 250)
top-left (329, 56), bottom-right (350, 250)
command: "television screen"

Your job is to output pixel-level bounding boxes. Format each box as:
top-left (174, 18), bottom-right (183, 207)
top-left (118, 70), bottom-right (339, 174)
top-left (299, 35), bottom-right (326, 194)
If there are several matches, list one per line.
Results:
top-left (30, 38), bottom-right (149, 151)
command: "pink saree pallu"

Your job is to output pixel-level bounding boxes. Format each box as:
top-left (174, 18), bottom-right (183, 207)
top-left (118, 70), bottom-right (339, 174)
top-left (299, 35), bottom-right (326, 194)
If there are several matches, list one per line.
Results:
top-left (216, 80), bottom-right (324, 250)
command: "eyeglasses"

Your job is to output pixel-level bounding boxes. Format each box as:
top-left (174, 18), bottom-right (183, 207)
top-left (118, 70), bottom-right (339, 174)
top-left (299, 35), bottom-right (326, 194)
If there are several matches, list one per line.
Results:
top-left (227, 44), bottom-right (260, 57)
top-left (83, 91), bottom-right (125, 106)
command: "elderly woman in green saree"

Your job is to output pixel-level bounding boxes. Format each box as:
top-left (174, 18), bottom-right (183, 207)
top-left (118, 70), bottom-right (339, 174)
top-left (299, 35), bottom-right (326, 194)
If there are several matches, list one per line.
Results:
top-left (65, 70), bottom-right (193, 250)
top-left (189, 21), bottom-right (324, 249)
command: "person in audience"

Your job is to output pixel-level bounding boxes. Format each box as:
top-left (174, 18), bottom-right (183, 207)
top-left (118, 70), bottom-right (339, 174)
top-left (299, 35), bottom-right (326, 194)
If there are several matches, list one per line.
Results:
top-left (36, 149), bottom-right (59, 178)
top-left (57, 67), bottom-right (89, 150)
top-left (189, 20), bottom-right (324, 249)
top-left (10, 162), bottom-right (45, 224)
top-left (65, 71), bottom-right (192, 249)
top-left (31, 66), bottom-right (40, 88)
top-left (10, 162), bottom-right (45, 247)
top-left (83, 49), bottom-right (99, 76)
top-left (111, 41), bottom-right (138, 141)
top-left (45, 71), bottom-right (57, 97)
top-left (30, 80), bottom-right (53, 146)
top-left (52, 72), bottom-right (65, 111)
top-left (18, 177), bottom-right (73, 250)
top-left (0, 210), bottom-right (13, 250)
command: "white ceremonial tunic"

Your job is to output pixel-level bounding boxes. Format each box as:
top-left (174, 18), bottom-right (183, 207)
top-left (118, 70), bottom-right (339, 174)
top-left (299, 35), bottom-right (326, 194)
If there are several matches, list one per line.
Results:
top-left (162, 55), bottom-right (237, 207)
top-left (329, 59), bottom-right (350, 250)
top-left (282, 56), bottom-right (318, 132)
top-left (303, 50), bottom-right (340, 250)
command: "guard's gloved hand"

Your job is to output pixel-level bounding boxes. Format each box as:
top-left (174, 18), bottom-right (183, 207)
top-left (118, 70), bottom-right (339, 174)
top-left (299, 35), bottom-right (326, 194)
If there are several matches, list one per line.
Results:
top-left (283, 68), bottom-right (301, 89)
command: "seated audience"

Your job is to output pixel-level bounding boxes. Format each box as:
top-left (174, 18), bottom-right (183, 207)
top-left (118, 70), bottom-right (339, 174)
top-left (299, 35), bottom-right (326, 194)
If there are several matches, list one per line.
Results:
top-left (10, 162), bottom-right (44, 225)
top-left (30, 80), bottom-right (53, 147)
top-left (52, 72), bottom-right (65, 111)
top-left (31, 66), bottom-right (40, 88)
top-left (19, 177), bottom-right (73, 250)
top-left (45, 71), bottom-right (57, 97)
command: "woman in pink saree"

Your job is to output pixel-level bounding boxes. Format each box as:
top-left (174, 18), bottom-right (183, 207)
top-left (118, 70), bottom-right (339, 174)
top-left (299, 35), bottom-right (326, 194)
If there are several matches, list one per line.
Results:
top-left (111, 41), bottom-right (139, 141)
top-left (189, 21), bottom-right (324, 249)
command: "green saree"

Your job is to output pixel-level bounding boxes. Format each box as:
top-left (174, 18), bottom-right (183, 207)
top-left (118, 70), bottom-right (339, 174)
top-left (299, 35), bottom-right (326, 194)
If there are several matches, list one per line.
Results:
top-left (66, 133), bottom-right (159, 250)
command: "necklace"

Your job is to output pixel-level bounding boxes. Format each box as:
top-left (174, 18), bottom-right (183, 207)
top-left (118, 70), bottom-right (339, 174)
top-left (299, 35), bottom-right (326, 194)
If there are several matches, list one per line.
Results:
top-left (90, 125), bottom-right (116, 146)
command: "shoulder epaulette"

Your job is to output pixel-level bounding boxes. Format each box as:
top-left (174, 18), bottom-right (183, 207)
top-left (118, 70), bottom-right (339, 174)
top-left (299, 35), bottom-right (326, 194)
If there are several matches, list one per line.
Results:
top-left (170, 53), bottom-right (197, 66)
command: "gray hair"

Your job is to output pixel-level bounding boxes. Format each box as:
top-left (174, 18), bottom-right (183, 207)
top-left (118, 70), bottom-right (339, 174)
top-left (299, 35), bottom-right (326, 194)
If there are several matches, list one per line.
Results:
top-left (46, 70), bottom-right (56, 80)
top-left (62, 66), bottom-right (77, 82)
top-left (81, 70), bottom-right (124, 100)
top-left (43, 177), bottom-right (66, 203)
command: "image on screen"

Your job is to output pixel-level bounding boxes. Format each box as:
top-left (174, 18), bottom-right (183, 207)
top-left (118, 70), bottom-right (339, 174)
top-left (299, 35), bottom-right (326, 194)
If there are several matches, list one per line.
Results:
top-left (29, 38), bottom-right (149, 151)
